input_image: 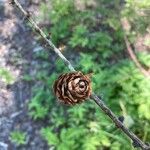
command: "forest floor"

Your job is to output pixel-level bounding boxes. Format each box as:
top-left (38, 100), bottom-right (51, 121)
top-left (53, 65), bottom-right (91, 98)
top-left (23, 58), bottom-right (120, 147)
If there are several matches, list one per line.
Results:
top-left (0, 0), bottom-right (149, 150)
top-left (0, 0), bottom-right (49, 149)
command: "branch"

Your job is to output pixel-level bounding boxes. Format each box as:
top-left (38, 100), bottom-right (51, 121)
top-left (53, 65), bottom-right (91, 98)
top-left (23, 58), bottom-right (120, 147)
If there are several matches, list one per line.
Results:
top-left (11, 1), bottom-right (150, 149)
top-left (121, 19), bottom-right (150, 77)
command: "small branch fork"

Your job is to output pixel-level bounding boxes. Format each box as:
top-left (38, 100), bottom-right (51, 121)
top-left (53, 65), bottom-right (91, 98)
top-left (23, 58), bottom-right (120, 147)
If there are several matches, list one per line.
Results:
top-left (11, 0), bottom-right (150, 149)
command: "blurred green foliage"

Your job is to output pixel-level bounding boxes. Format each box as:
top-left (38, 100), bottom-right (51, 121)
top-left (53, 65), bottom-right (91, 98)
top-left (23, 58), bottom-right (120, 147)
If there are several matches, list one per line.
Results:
top-left (27, 0), bottom-right (150, 149)
top-left (10, 131), bottom-right (26, 146)
top-left (0, 68), bottom-right (15, 84)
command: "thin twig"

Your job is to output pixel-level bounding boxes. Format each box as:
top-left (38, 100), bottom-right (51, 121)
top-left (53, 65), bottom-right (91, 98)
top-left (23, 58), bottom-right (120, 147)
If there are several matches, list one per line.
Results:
top-left (121, 19), bottom-right (150, 77)
top-left (124, 36), bottom-right (150, 77)
top-left (11, 0), bottom-right (150, 149)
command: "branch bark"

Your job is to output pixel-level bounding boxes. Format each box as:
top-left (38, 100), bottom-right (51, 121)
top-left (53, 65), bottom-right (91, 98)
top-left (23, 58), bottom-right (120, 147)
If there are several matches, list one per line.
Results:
top-left (11, 0), bottom-right (150, 149)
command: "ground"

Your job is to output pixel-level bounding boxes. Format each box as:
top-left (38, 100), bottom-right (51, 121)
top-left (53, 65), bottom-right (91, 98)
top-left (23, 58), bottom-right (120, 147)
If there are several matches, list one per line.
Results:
top-left (0, 0), bottom-right (49, 149)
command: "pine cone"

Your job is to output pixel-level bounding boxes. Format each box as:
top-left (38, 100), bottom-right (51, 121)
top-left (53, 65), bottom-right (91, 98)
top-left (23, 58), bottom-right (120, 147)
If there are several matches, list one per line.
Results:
top-left (53, 71), bottom-right (92, 105)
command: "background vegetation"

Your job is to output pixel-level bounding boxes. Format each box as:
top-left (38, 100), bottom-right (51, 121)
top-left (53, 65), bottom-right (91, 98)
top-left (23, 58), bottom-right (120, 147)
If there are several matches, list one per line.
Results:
top-left (22, 0), bottom-right (150, 149)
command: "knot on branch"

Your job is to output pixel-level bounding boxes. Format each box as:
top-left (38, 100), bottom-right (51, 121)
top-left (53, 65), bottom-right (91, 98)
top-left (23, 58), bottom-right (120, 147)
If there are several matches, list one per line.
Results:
top-left (24, 11), bottom-right (31, 20)
top-left (118, 116), bottom-right (125, 123)
top-left (9, 0), bottom-right (15, 5)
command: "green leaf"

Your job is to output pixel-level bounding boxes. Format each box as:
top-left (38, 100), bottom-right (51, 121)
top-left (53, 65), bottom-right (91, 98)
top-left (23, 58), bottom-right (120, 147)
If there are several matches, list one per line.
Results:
top-left (0, 68), bottom-right (15, 84)
top-left (10, 131), bottom-right (26, 146)
top-left (40, 128), bottom-right (59, 146)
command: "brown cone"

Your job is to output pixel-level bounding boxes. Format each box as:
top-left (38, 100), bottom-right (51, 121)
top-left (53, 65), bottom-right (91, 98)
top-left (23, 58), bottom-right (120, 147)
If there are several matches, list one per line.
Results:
top-left (53, 71), bottom-right (92, 105)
